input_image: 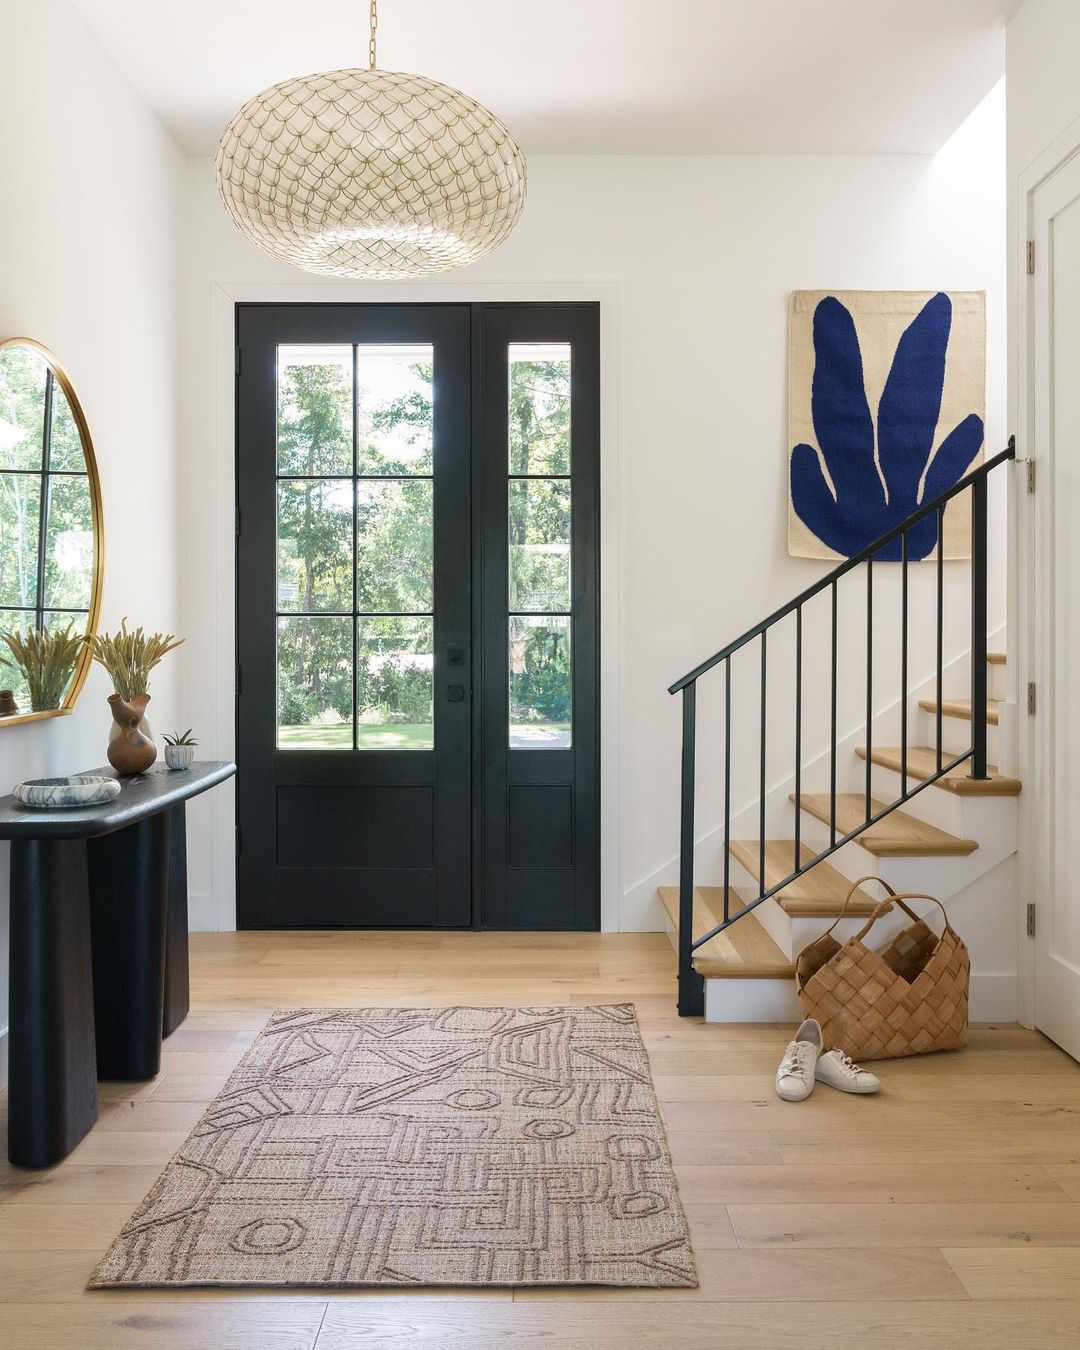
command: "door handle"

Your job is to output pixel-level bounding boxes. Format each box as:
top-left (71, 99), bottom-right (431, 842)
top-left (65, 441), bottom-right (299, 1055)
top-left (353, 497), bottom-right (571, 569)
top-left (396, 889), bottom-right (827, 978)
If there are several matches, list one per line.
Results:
top-left (447, 684), bottom-right (466, 703)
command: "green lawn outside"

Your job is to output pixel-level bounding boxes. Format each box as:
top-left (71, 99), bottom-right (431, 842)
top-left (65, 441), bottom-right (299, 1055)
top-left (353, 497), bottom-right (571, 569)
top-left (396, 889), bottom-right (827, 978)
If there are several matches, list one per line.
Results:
top-left (278, 720), bottom-right (572, 750)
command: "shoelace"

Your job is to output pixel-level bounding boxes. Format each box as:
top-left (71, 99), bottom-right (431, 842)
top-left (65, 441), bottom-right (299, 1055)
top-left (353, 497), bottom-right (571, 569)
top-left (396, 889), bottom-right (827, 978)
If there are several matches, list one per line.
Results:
top-left (779, 1043), bottom-right (814, 1079)
top-left (832, 1051), bottom-right (864, 1076)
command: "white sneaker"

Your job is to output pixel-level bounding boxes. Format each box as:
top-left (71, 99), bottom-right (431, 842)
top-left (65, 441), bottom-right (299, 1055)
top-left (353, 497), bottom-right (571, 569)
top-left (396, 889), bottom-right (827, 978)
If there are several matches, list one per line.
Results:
top-left (815, 1049), bottom-right (880, 1094)
top-left (775, 1018), bottom-right (823, 1101)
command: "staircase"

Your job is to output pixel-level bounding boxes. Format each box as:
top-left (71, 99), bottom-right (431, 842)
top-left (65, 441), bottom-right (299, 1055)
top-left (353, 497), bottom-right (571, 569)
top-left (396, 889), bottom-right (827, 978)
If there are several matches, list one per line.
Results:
top-left (663, 442), bottom-right (1020, 1020)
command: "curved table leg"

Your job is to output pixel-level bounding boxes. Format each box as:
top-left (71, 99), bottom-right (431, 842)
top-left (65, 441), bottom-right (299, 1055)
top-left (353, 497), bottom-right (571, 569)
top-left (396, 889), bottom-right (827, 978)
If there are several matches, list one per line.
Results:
top-left (8, 838), bottom-right (98, 1168)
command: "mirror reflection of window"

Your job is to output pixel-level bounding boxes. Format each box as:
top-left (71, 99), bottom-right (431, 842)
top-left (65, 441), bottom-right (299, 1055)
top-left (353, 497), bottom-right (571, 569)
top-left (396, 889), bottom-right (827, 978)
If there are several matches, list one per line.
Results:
top-left (0, 340), bottom-right (100, 719)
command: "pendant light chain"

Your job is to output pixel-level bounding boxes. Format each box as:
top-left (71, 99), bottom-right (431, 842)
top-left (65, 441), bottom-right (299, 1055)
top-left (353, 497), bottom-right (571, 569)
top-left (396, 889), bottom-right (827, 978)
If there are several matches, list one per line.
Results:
top-left (369, 0), bottom-right (378, 70)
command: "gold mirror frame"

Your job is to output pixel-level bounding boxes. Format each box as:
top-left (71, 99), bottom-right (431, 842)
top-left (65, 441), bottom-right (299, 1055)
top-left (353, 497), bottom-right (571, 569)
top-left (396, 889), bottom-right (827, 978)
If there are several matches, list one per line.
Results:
top-left (0, 337), bottom-right (104, 728)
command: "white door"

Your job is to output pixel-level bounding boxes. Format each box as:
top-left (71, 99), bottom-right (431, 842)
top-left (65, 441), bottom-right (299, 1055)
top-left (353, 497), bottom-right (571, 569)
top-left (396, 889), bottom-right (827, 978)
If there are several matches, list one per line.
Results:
top-left (1033, 150), bottom-right (1080, 1060)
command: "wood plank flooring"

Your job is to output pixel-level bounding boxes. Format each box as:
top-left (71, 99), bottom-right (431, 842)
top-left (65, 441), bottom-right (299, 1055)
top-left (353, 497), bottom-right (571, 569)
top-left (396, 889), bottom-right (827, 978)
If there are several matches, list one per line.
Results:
top-left (1, 929), bottom-right (1079, 1348)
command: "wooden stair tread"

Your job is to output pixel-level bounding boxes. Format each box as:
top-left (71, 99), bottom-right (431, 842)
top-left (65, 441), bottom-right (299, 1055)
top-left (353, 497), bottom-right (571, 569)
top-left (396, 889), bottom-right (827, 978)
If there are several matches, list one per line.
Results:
top-left (987, 652), bottom-right (1006, 665)
top-left (919, 697), bottom-right (1000, 726)
top-left (728, 839), bottom-right (877, 915)
top-left (790, 793), bottom-right (978, 856)
top-left (657, 886), bottom-right (795, 979)
top-left (855, 745), bottom-right (1021, 796)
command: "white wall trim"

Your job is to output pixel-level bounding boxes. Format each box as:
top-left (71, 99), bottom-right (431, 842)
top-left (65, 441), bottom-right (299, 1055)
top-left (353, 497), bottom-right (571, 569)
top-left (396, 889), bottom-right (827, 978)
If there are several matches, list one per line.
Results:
top-left (1013, 116), bottom-right (1080, 1029)
top-left (204, 277), bottom-right (624, 932)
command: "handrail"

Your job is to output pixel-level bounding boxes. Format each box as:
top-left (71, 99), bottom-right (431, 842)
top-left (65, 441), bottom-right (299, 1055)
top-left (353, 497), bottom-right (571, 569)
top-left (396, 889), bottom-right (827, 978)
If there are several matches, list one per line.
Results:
top-left (668, 439), bottom-right (1016, 695)
top-left (669, 437), bottom-right (1016, 1017)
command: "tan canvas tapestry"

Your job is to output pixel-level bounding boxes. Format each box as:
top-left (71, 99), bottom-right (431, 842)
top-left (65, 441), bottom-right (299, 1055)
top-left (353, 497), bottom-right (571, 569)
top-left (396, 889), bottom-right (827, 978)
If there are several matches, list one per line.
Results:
top-left (788, 290), bottom-right (986, 561)
top-left (89, 1005), bottom-right (697, 1290)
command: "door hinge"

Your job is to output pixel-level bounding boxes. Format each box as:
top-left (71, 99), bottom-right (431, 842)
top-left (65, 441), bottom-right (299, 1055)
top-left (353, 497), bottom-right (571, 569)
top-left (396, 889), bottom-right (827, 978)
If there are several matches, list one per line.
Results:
top-left (235, 505), bottom-right (242, 536)
top-left (1027, 902), bottom-right (1036, 938)
top-left (1027, 459), bottom-right (1036, 494)
top-left (1027, 681), bottom-right (1037, 715)
top-left (1027, 239), bottom-right (1036, 275)
top-left (236, 824), bottom-right (242, 857)
top-left (236, 664), bottom-right (242, 697)
top-left (235, 346), bottom-right (242, 377)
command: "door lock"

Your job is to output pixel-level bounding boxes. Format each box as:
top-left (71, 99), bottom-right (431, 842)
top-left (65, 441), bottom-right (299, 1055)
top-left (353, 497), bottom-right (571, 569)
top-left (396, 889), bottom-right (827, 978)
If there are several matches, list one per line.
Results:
top-left (447, 684), bottom-right (466, 702)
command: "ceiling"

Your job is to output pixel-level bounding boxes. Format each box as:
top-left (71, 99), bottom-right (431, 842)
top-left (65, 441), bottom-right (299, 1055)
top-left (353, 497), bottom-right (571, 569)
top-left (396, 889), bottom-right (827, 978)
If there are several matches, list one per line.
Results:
top-left (71, 0), bottom-right (1015, 157)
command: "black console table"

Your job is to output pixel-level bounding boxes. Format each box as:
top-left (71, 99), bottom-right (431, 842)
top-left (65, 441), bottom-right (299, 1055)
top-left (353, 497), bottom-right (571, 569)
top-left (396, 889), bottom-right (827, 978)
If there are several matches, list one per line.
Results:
top-left (0, 760), bottom-right (235, 1167)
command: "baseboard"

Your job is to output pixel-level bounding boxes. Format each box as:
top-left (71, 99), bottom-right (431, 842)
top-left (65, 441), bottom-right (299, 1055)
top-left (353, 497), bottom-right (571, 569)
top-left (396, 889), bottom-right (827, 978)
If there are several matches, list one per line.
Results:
top-left (0, 1025), bottom-right (8, 1092)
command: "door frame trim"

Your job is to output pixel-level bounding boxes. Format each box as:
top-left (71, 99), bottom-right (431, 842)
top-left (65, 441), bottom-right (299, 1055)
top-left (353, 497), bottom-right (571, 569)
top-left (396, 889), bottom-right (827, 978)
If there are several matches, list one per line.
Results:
top-left (204, 278), bottom-right (623, 933)
top-left (1015, 115), bottom-right (1080, 1030)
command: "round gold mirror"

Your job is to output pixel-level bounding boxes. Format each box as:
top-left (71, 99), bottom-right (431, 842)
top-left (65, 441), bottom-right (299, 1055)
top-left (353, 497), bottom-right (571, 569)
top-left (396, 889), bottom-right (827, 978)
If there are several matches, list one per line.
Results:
top-left (0, 338), bottom-right (103, 725)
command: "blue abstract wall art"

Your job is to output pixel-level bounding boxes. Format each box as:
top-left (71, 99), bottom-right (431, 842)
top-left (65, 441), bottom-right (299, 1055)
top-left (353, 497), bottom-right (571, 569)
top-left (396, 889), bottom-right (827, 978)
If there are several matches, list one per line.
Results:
top-left (788, 290), bottom-right (986, 561)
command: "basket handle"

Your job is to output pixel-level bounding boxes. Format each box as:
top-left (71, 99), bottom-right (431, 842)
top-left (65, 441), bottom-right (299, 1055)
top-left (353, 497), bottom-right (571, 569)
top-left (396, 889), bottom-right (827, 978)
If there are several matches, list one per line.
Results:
top-left (841, 875), bottom-right (953, 943)
top-left (821, 875), bottom-right (951, 943)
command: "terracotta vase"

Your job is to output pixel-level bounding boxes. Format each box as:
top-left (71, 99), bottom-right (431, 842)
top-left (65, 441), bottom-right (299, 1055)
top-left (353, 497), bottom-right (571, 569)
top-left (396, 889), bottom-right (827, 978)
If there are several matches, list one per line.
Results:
top-left (107, 693), bottom-right (158, 775)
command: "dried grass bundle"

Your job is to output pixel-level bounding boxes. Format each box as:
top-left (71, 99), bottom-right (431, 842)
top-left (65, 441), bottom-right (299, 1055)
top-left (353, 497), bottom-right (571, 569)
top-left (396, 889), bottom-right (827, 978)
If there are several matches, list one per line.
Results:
top-left (84, 617), bottom-right (184, 700)
top-left (1, 621), bottom-right (84, 710)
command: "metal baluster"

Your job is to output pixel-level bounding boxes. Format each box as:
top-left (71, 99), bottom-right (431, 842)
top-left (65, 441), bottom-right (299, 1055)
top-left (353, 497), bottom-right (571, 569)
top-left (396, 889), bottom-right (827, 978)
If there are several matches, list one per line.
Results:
top-left (794, 607), bottom-right (802, 869)
top-left (759, 632), bottom-right (767, 899)
top-left (723, 658), bottom-right (731, 923)
top-left (901, 528), bottom-right (909, 798)
top-left (937, 504), bottom-right (944, 774)
top-left (830, 580), bottom-right (838, 847)
top-left (971, 477), bottom-right (989, 779)
top-left (865, 556), bottom-right (873, 823)
top-left (678, 682), bottom-right (704, 1015)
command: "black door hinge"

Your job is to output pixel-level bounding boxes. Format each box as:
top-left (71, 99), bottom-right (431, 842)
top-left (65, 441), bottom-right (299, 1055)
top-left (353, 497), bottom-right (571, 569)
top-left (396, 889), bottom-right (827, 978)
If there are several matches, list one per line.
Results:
top-left (236, 824), bottom-right (242, 857)
top-left (235, 506), bottom-right (242, 537)
top-left (1028, 681), bottom-right (1037, 715)
top-left (236, 664), bottom-right (242, 697)
top-left (235, 346), bottom-right (242, 377)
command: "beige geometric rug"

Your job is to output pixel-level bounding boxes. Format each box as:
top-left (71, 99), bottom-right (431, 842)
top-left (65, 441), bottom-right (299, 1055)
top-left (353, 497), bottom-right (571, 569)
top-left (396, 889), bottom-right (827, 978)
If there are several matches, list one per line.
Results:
top-left (90, 1005), bottom-right (697, 1289)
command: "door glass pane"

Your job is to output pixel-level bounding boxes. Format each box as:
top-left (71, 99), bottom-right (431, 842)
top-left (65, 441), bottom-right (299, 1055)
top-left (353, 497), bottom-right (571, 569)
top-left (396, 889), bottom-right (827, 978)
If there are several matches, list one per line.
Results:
top-left (0, 473), bottom-right (42, 606)
top-left (277, 345), bottom-right (353, 476)
top-left (357, 617), bottom-right (433, 749)
top-left (509, 616), bottom-right (572, 748)
top-left (277, 616), bottom-right (353, 749)
top-left (356, 479), bottom-right (433, 614)
top-left (508, 343), bottom-right (571, 475)
top-left (357, 344), bottom-right (433, 475)
top-left (277, 479), bottom-right (353, 613)
top-left (509, 479), bottom-right (571, 612)
top-left (43, 474), bottom-right (93, 610)
top-left (0, 346), bottom-right (46, 471)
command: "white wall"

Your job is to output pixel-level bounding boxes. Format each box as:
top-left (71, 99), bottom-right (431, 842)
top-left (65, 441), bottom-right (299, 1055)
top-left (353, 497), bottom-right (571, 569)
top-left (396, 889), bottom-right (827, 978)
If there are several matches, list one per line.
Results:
top-left (177, 84), bottom-right (1006, 933)
top-left (0, 0), bottom-right (184, 1077)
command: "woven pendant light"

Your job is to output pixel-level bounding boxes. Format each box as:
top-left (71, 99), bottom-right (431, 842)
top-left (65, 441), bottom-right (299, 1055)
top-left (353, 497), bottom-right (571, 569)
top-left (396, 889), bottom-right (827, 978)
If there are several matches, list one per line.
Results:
top-left (215, 0), bottom-right (526, 279)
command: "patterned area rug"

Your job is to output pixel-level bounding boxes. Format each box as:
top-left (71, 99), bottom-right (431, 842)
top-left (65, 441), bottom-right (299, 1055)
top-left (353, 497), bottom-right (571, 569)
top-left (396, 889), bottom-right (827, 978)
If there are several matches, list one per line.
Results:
top-left (89, 1005), bottom-right (697, 1289)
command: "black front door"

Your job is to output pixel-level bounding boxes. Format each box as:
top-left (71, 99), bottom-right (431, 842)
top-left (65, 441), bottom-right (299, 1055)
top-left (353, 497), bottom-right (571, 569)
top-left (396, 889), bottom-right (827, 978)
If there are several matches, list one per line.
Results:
top-left (235, 302), bottom-right (599, 930)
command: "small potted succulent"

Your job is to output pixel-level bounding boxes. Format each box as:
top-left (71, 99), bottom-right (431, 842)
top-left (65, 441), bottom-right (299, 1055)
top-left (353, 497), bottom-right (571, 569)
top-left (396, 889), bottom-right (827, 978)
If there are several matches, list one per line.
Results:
top-left (163, 728), bottom-right (198, 771)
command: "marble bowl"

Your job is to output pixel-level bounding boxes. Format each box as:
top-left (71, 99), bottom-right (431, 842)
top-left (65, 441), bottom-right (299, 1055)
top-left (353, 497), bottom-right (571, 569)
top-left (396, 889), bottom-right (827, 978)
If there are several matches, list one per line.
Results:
top-left (14, 774), bottom-right (122, 809)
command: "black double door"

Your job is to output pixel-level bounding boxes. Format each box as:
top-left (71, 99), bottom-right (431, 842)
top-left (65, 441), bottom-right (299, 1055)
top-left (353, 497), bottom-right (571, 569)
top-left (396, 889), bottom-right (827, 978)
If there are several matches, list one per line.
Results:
top-left (235, 303), bottom-right (599, 930)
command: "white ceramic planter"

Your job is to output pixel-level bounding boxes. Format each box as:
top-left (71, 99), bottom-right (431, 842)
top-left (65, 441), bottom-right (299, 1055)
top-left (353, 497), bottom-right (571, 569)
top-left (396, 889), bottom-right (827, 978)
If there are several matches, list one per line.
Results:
top-left (164, 744), bottom-right (196, 770)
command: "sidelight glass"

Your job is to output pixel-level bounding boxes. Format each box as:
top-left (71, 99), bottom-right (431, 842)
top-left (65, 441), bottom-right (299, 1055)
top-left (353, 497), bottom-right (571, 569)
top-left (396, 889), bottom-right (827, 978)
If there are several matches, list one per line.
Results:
top-left (357, 344), bottom-right (434, 475)
top-left (356, 616), bottom-right (434, 749)
top-left (276, 615), bottom-right (354, 749)
top-left (277, 344), bottom-right (353, 476)
top-left (43, 474), bottom-right (93, 611)
top-left (509, 615), bottom-right (572, 749)
top-left (509, 478), bottom-right (571, 612)
top-left (508, 343), bottom-right (571, 475)
top-left (276, 479), bottom-right (353, 613)
top-left (356, 479), bottom-right (433, 615)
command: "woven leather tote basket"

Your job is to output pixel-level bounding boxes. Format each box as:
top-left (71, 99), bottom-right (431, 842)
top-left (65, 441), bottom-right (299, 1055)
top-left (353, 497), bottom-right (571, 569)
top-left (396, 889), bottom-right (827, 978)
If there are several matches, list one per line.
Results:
top-left (795, 876), bottom-right (969, 1060)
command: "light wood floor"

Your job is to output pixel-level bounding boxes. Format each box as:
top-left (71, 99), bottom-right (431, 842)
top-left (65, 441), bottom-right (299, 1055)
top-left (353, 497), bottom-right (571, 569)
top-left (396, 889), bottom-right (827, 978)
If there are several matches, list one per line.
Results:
top-left (3, 930), bottom-right (1080, 1349)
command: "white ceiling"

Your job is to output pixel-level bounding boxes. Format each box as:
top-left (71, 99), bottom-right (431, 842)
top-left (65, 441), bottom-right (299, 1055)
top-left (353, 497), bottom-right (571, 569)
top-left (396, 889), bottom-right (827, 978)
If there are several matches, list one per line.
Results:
top-left (71, 0), bottom-right (1014, 157)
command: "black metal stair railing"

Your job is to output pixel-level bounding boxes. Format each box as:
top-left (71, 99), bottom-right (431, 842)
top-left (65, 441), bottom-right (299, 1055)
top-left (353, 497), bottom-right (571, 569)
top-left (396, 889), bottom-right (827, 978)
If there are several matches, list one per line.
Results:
top-left (669, 438), bottom-right (1016, 1017)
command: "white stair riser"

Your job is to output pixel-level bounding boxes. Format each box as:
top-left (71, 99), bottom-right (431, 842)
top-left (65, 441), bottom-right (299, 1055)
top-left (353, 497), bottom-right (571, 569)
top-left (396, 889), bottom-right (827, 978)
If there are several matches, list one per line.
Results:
top-left (704, 972), bottom-right (1016, 1024)
top-left (865, 761), bottom-right (1018, 845)
top-left (919, 707), bottom-right (1002, 761)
